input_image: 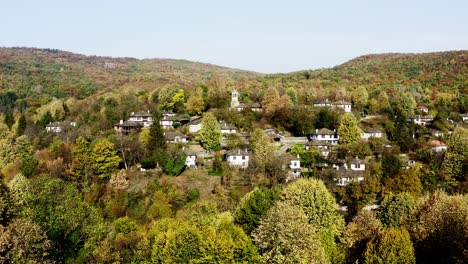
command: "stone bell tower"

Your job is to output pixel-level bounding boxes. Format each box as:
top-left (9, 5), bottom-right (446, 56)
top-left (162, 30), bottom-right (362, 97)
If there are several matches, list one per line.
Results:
top-left (231, 89), bottom-right (240, 108)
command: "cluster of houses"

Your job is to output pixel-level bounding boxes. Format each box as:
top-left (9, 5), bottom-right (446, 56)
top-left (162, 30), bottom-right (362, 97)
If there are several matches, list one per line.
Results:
top-left (44, 93), bottom-right (465, 187)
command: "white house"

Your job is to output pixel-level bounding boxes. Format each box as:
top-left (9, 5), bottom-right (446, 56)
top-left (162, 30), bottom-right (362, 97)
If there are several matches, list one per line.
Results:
top-left (312, 99), bottom-right (332, 108)
top-left (425, 129), bottom-right (444, 138)
top-left (46, 121), bottom-right (77, 134)
top-left (428, 140), bottom-right (447, 152)
top-left (160, 116), bottom-right (175, 129)
top-left (310, 128), bottom-right (339, 145)
top-left (128, 110), bottom-right (153, 127)
top-left (462, 113), bottom-right (468, 122)
top-left (304, 140), bottom-right (331, 157)
top-left (220, 121), bottom-right (238, 134)
top-left (281, 154), bottom-right (301, 177)
top-left (46, 122), bottom-right (63, 133)
top-left (183, 148), bottom-right (197, 168)
top-left (336, 174), bottom-right (365, 186)
top-left (408, 115), bottom-right (433, 126)
top-left (230, 89), bottom-right (262, 112)
top-left (164, 131), bottom-right (188, 143)
top-left (312, 99), bottom-right (352, 113)
top-left (334, 100), bottom-right (352, 113)
top-left (226, 149), bottom-right (250, 168)
top-left (189, 117), bottom-right (203, 133)
top-left (333, 157), bottom-right (366, 171)
top-left (361, 128), bottom-right (383, 140)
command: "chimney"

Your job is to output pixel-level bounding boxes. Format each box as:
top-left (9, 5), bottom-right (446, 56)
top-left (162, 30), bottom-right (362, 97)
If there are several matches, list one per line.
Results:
top-left (120, 120), bottom-right (123, 125)
top-left (131, 112), bottom-right (134, 115)
top-left (315, 129), bottom-right (318, 133)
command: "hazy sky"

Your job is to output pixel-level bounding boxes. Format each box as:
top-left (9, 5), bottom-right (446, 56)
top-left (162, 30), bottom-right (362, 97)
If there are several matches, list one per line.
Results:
top-left (1, 0), bottom-right (467, 73)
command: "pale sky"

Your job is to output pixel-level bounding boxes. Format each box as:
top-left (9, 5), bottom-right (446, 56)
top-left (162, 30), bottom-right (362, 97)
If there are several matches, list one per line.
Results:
top-left (1, 0), bottom-right (467, 73)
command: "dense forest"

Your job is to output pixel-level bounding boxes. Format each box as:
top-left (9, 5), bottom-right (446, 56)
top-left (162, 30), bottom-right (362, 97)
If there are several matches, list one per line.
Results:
top-left (0, 47), bottom-right (467, 263)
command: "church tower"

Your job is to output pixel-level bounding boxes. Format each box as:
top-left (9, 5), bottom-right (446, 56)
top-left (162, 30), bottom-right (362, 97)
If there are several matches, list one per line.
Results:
top-left (231, 89), bottom-right (240, 108)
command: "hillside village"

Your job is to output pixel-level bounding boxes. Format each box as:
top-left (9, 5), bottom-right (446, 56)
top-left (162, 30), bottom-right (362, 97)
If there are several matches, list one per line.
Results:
top-left (0, 48), bottom-right (467, 263)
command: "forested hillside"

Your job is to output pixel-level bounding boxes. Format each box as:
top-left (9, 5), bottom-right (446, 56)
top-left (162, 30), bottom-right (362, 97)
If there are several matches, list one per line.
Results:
top-left (0, 48), bottom-right (467, 263)
top-left (0, 47), bottom-right (261, 98)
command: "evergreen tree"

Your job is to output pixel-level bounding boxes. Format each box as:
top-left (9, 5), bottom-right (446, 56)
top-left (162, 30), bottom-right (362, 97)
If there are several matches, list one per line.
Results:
top-left (234, 187), bottom-right (280, 235)
top-left (4, 111), bottom-right (14, 130)
top-left (337, 113), bottom-right (362, 144)
top-left (16, 113), bottom-right (26, 136)
top-left (198, 112), bottom-right (221, 150)
top-left (147, 113), bottom-right (166, 154)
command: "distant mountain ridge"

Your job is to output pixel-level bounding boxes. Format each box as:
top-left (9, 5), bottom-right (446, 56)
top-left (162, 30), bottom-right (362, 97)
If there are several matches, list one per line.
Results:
top-left (0, 47), bottom-right (261, 98)
top-left (0, 47), bottom-right (467, 100)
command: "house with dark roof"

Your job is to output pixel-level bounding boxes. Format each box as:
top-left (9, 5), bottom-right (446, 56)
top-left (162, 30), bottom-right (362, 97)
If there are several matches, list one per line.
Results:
top-left (189, 117), bottom-right (203, 133)
top-left (128, 110), bottom-right (153, 127)
top-left (310, 128), bottom-right (339, 145)
top-left (115, 110), bottom-right (153, 135)
top-left (304, 140), bottom-right (331, 157)
top-left (334, 100), bottom-right (352, 113)
top-left (408, 115), bottom-right (433, 126)
top-left (164, 131), bottom-right (188, 143)
top-left (312, 98), bottom-right (352, 112)
top-left (332, 157), bottom-right (366, 186)
top-left (361, 128), bottom-right (383, 140)
top-left (219, 121), bottom-right (238, 134)
top-left (114, 120), bottom-right (144, 135)
top-left (226, 149), bottom-right (250, 168)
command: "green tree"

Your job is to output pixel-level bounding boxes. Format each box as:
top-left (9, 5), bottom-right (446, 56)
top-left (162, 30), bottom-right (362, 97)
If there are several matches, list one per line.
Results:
top-left (0, 218), bottom-right (53, 264)
top-left (198, 112), bottom-right (221, 150)
top-left (185, 94), bottom-right (205, 115)
top-left (8, 176), bottom-right (106, 262)
top-left (337, 113), bottom-right (362, 144)
top-left (69, 136), bottom-right (91, 182)
top-left (441, 127), bottom-right (468, 192)
top-left (352, 86), bottom-right (368, 111)
top-left (16, 114), bottom-right (26, 136)
top-left (403, 191), bottom-right (468, 264)
top-left (0, 179), bottom-right (13, 225)
top-left (252, 202), bottom-right (328, 264)
top-left (378, 192), bottom-right (415, 228)
top-left (363, 227), bottom-right (415, 264)
top-left (233, 187), bottom-right (280, 235)
top-left (91, 138), bottom-right (121, 179)
top-left (250, 128), bottom-right (276, 166)
top-left (19, 155), bottom-right (38, 178)
top-left (170, 89), bottom-right (185, 113)
top-left (151, 202), bottom-right (260, 263)
top-left (342, 210), bottom-right (383, 264)
top-left (147, 113), bottom-right (166, 154)
top-left (280, 179), bottom-right (345, 260)
top-left (4, 111), bottom-right (14, 130)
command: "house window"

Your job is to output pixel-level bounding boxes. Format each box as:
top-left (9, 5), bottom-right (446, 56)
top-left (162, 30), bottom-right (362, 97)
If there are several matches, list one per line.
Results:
top-left (242, 156), bottom-right (245, 160)
top-left (233, 156), bottom-right (236, 160)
